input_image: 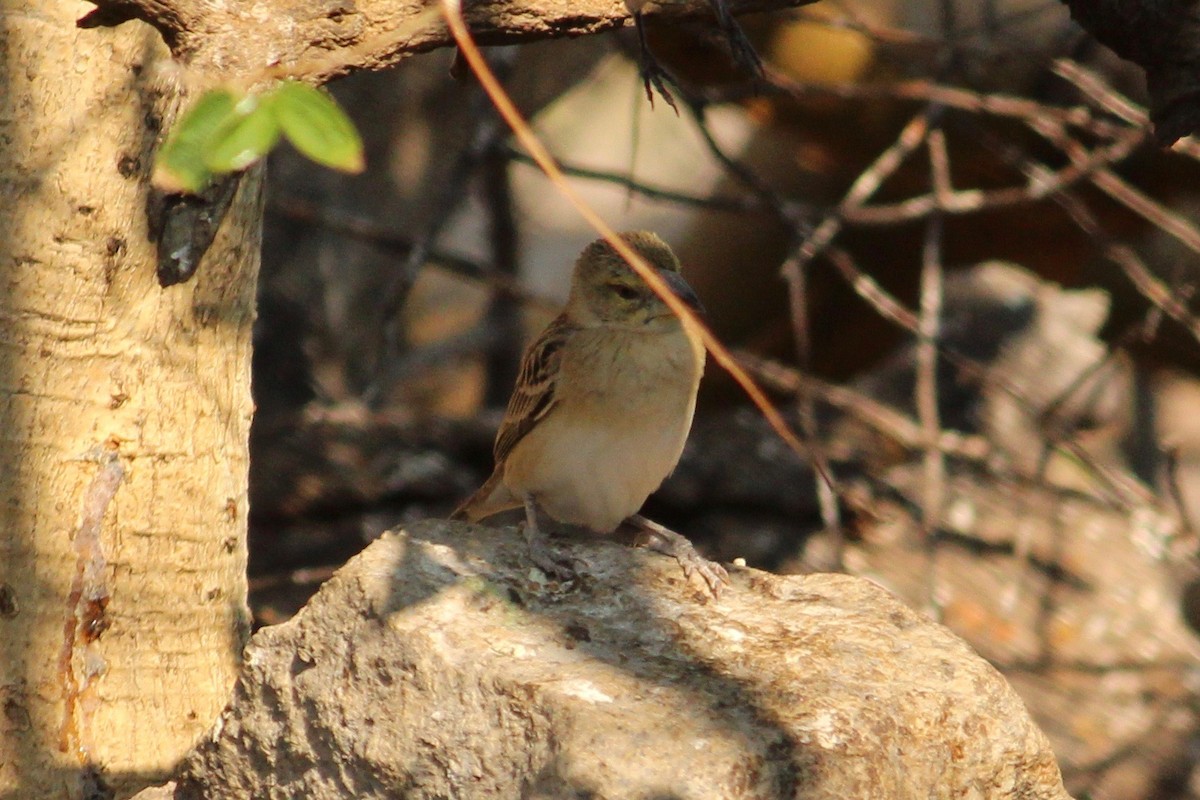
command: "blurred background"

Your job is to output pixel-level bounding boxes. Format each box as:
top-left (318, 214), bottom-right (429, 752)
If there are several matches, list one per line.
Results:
top-left (247, 2), bottom-right (1200, 797)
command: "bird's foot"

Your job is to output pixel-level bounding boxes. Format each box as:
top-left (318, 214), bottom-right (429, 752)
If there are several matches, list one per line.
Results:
top-left (706, 0), bottom-right (764, 78)
top-left (521, 523), bottom-right (585, 583)
top-left (522, 494), bottom-right (584, 583)
top-left (628, 514), bottom-right (728, 598)
top-left (632, 10), bottom-right (680, 112)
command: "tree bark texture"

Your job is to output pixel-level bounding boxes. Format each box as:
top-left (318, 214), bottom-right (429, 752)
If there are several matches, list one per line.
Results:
top-left (78, 0), bottom-right (815, 81)
top-left (176, 522), bottom-right (1073, 800)
top-left (0, 2), bottom-right (258, 797)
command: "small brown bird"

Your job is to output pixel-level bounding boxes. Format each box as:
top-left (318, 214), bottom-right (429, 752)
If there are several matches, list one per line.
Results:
top-left (453, 231), bottom-right (728, 595)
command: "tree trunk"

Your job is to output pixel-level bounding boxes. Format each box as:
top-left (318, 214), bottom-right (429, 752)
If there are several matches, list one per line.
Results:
top-left (0, 3), bottom-right (258, 797)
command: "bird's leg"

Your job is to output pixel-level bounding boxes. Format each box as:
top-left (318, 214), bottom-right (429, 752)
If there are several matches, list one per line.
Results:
top-left (626, 514), bottom-right (728, 597)
top-left (521, 494), bottom-right (580, 582)
top-left (631, 10), bottom-right (679, 113)
top-left (706, 0), bottom-right (763, 78)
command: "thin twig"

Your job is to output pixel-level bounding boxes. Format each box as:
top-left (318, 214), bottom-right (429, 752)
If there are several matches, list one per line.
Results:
top-left (1107, 245), bottom-right (1200, 348)
top-left (1028, 95), bottom-right (1200, 258)
top-left (1091, 168), bottom-right (1200, 257)
top-left (824, 246), bottom-right (919, 330)
top-left (918, 126), bottom-right (949, 614)
top-left (1025, 108), bottom-right (1200, 261)
top-left (760, 66), bottom-right (1127, 139)
top-left (826, 241), bottom-right (1149, 509)
top-left (1052, 57), bottom-right (1200, 162)
top-left (780, 244), bottom-right (844, 570)
top-left (501, 147), bottom-right (782, 215)
top-left (268, 197), bottom-right (560, 312)
top-left (971, 121), bottom-right (1200, 353)
top-left (1050, 58), bottom-right (1148, 127)
top-left (1164, 445), bottom-right (1199, 539)
top-left (367, 101), bottom-right (505, 407)
top-left (797, 112), bottom-right (931, 267)
top-left (680, 97), bottom-right (791, 219)
top-left (843, 130), bottom-right (1145, 225)
top-left (734, 351), bottom-right (990, 461)
top-left (481, 137), bottom-right (524, 406)
top-left (792, 1), bottom-right (1066, 56)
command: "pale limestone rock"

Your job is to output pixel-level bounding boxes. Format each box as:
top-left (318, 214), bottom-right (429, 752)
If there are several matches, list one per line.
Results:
top-left (177, 521), bottom-right (1072, 800)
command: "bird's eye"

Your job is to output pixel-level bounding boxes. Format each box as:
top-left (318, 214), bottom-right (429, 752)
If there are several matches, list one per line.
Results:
top-left (611, 284), bottom-right (639, 301)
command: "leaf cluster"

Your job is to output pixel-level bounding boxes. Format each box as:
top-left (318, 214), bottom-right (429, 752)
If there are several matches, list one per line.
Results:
top-left (155, 80), bottom-right (364, 193)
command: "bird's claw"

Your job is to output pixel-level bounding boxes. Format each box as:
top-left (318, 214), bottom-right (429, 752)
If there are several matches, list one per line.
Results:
top-left (629, 514), bottom-right (729, 598)
top-left (521, 521), bottom-right (585, 584)
top-left (632, 10), bottom-right (680, 112)
top-left (706, 0), bottom-right (764, 78)
top-left (675, 549), bottom-right (730, 598)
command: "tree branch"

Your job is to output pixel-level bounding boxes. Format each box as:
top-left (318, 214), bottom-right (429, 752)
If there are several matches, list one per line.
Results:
top-left (79, 0), bottom-right (815, 81)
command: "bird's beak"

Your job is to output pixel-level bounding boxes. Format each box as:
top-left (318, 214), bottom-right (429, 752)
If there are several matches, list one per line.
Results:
top-left (656, 268), bottom-right (706, 316)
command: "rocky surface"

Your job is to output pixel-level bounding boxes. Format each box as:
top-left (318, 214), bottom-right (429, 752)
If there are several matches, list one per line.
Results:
top-left (176, 520), bottom-right (1071, 799)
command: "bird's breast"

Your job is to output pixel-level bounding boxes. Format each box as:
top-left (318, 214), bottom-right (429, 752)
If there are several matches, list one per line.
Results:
top-left (562, 324), bottom-right (704, 405)
top-left (503, 324), bottom-right (704, 532)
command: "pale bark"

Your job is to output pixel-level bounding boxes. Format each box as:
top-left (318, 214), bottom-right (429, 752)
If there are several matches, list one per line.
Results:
top-left (79, 0), bottom-right (813, 80)
top-left (0, 2), bottom-right (258, 797)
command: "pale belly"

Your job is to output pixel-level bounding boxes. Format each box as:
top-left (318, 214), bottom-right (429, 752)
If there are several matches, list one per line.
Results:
top-left (501, 325), bottom-right (702, 532)
top-left (503, 403), bottom-right (694, 531)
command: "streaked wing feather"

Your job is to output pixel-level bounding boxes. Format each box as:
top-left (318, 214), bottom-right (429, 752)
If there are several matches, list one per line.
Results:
top-left (493, 314), bottom-right (575, 464)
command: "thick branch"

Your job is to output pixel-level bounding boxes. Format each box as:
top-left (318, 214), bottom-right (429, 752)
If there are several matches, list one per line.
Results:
top-left (79, 0), bottom-right (814, 81)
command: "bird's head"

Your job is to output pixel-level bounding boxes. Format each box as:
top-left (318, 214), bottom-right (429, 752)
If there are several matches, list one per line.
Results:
top-left (567, 231), bottom-right (704, 330)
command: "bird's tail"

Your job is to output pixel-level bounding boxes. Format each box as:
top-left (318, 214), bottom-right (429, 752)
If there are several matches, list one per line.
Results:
top-left (450, 470), bottom-right (519, 522)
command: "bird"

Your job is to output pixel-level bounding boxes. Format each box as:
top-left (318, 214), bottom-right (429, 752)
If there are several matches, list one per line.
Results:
top-left (452, 231), bottom-right (728, 596)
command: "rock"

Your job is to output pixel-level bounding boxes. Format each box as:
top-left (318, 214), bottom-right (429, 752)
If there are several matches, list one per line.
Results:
top-left (176, 520), bottom-right (1072, 799)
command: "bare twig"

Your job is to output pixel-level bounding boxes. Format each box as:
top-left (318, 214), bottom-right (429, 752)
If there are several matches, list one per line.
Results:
top-left (1025, 110), bottom-right (1200, 260)
top-left (1107, 245), bottom-right (1200, 347)
top-left (761, 66), bottom-right (1128, 139)
top-left (824, 246), bottom-right (919, 330)
top-left (367, 95), bottom-right (506, 407)
top-left (734, 352), bottom-right (990, 461)
top-left (780, 245), bottom-right (844, 569)
top-left (1164, 445), bottom-right (1199, 539)
top-left (1091, 168), bottom-right (1200, 257)
top-left (681, 98), bottom-right (791, 219)
top-left (1050, 58), bottom-right (1148, 128)
top-left (971, 121), bottom-right (1200, 354)
top-left (917, 127), bottom-right (949, 613)
top-left (790, 1), bottom-right (1066, 57)
top-left (502, 147), bottom-right (782, 215)
top-left (268, 197), bottom-right (560, 312)
top-left (826, 240), bottom-right (1149, 509)
top-left (1051, 57), bottom-right (1200, 161)
top-left (843, 130), bottom-right (1145, 225)
top-left (481, 136), bottom-right (524, 406)
top-left (797, 112), bottom-right (931, 267)
top-left (1024, 115), bottom-right (1200, 349)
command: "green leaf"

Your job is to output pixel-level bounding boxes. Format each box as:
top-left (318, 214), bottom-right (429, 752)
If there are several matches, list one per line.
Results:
top-left (154, 81), bottom-right (365, 194)
top-left (273, 81), bottom-right (365, 173)
top-left (202, 95), bottom-right (282, 174)
top-left (153, 89), bottom-right (239, 193)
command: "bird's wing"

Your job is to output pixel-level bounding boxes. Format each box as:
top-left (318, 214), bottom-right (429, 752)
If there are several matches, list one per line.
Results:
top-left (493, 313), bottom-right (575, 464)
